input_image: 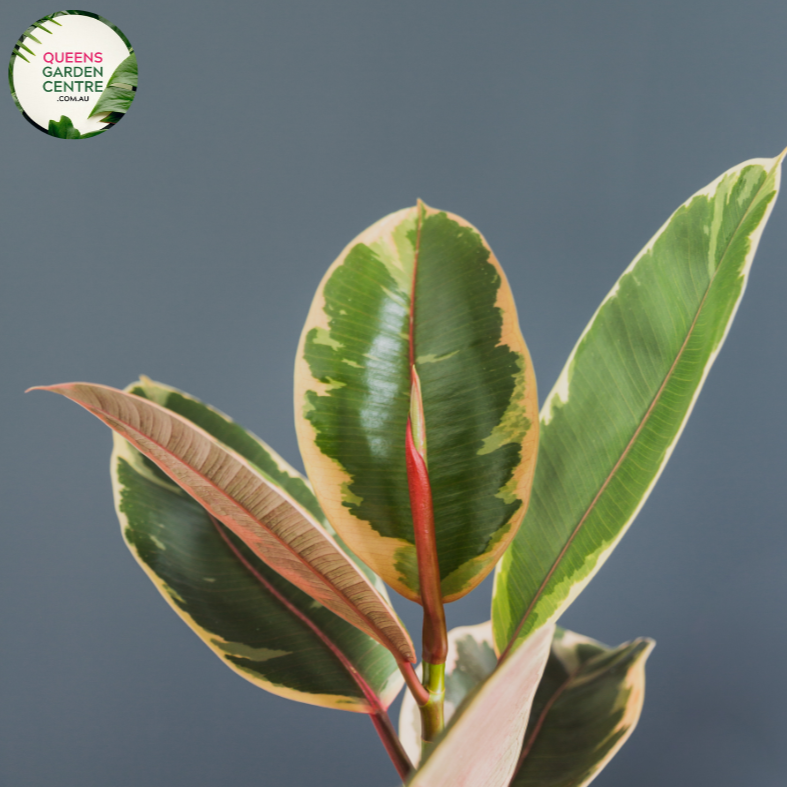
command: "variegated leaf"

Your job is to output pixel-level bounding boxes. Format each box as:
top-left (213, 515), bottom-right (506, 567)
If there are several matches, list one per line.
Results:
top-left (407, 624), bottom-right (554, 787)
top-left (399, 624), bottom-right (652, 785)
top-left (512, 628), bottom-right (654, 787)
top-left (295, 203), bottom-right (538, 602)
top-left (32, 381), bottom-right (415, 663)
top-left (109, 378), bottom-right (403, 711)
top-left (494, 153), bottom-right (783, 652)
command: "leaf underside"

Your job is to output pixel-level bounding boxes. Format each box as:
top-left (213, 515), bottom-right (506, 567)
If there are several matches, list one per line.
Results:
top-left (408, 624), bottom-right (554, 787)
top-left (34, 380), bottom-right (415, 663)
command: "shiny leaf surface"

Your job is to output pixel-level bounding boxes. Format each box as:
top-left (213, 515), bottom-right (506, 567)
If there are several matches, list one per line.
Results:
top-left (295, 203), bottom-right (538, 602)
top-left (88, 52), bottom-right (137, 119)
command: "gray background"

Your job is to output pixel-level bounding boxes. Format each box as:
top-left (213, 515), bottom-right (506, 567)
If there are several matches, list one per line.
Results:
top-left (2, 2), bottom-right (786, 785)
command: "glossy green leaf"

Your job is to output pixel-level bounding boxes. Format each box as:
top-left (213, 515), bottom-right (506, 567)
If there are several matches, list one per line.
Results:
top-left (494, 154), bottom-right (784, 652)
top-left (100, 111), bottom-right (125, 124)
top-left (295, 203), bottom-right (539, 602)
top-left (111, 379), bottom-right (403, 711)
top-left (406, 623), bottom-right (554, 787)
top-left (33, 381), bottom-right (416, 664)
top-left (88, 53), bottom-right (137, 119)
top-left (47, 115), bottom-right (103, 139)
top-left (88, 85), bottom-right (134, 117)
top-left (48, 115), bottom-right (81, 138)
top-left (106, 51), bottom-right (137, 87)
top-left (512, 628), bottom-right (653, 786)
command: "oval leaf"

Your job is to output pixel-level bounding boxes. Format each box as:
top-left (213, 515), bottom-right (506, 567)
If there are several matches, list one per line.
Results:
top-left (295, 203), bottom-right (538, 602)
top-left (512, 628), bottom-right (654, 786)
top-left (493, 154), bottom-right (783, 652)
top-left (32, 381), bottom-right (415, 663)
top-left (407, 624), bottom-right (554, 787)
top-left (111, 378), bottom-right (403, 711)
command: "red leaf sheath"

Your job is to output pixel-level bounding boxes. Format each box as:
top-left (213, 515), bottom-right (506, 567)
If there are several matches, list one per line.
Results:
top-left (406, 419), bottom-right (447, 664)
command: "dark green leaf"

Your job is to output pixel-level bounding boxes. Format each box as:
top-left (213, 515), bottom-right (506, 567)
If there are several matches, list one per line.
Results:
top-left (36, 380), bottom-right (416, 662)
top-left (513, 629), bottom-right (654, 786)
top-left (48, 116), bottom-right (83, 139)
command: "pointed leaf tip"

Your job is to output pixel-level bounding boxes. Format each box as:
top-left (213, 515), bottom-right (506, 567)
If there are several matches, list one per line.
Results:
top-left (512, 631), bottom-right (655, 786)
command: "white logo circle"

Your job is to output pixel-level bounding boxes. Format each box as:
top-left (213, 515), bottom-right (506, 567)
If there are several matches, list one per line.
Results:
top-left (9, 12), bottom-right (136, 138)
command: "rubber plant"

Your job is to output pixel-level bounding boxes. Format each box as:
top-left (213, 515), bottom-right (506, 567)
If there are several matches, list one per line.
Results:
top-left (31, 150), bottom-right (783, 786)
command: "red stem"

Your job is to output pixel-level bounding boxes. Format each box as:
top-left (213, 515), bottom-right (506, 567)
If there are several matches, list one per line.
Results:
top-left (399, 660), bottom-right (429, 706)
top-left (370, 708), bottom-right (415, 782)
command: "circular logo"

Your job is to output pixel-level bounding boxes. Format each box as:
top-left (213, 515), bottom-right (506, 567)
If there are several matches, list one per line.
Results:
top-left (9, 11), bottom-right (137, 139)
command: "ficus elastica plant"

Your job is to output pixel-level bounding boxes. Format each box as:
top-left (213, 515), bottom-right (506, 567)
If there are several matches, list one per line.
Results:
top-left (32, 150), bottom-right (784, 786)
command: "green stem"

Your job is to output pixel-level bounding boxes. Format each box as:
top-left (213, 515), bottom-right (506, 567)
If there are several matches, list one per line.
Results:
top-left (418, 661), bottom-right (446, 756)
top-left (400, 660), bottom-right (429, 706)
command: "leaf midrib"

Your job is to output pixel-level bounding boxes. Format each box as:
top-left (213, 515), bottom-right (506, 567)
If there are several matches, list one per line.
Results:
top-left (511, 666), bottom-right (576, 782)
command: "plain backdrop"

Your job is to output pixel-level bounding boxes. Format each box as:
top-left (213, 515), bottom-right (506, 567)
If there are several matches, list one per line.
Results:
top-left (2, 2), bottom-right (787, 785)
